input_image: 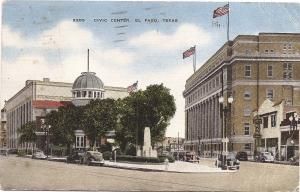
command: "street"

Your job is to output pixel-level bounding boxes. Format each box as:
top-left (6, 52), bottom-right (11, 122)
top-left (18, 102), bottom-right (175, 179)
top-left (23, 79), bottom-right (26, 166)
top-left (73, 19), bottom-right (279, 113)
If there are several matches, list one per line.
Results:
top-left (0, 156), bottom-right (298, 191)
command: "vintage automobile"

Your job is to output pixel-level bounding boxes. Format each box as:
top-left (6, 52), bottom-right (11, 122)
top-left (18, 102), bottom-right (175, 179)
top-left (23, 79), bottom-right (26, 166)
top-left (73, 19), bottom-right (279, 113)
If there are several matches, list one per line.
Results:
top-left (32, 151), bottom-right (47, 160)
top-left (80, 151), bottom-right (105, 166)
top-left (66, 150), bottom-right (85, 164)
top-left (289, 155), bottom-right (299, 166)
top-left (185, 152), bottom-right (200, 163)
top-left (236, 151), bottom-right (248, 161)
top-left (215, 153), bottom-right (240, 170)
top-left (255, 152), bottom-right (274, 163)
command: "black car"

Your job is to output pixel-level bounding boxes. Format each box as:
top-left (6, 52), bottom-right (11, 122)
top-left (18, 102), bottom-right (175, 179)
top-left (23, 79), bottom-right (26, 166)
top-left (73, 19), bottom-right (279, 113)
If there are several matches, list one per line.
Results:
top-left (215, 153), bottom-right (240, 170)
top-left (66, 150), bottom-right (85, 164)
top-left (236, 151), bottom-right (248, 161)
top-left (81, 151), bottom-right (105, 166)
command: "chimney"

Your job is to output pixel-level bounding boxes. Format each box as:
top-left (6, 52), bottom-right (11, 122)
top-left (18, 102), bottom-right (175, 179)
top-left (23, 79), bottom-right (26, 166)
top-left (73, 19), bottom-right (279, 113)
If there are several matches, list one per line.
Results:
top-left (43, 78), bottom-right (50, 82)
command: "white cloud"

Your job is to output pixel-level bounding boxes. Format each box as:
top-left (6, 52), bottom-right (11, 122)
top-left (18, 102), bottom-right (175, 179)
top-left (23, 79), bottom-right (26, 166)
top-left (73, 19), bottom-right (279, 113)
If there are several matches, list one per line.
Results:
top-left (129, 23), bottom-right (211, 51)
top-left (38, 21), bottom-right (95, 50)
top-left (2, 21), bottom-right (95, 50)
top-left (2, 25), bottom-right (28, 48)
top-left (1, 55), bottom-right (53, 104)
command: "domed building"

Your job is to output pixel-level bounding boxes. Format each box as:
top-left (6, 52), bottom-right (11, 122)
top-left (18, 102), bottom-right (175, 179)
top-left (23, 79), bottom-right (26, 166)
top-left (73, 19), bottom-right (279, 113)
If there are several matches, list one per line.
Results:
top-left (71, 71), bottom-right (105, 106)
top-left (3, 49), bottom-right (130, 152)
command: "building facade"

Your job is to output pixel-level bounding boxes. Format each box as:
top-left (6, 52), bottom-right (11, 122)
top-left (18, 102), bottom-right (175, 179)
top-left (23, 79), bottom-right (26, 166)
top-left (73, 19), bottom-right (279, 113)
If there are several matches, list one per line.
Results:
top-left (5, 76), bottom-right (128, 150)
top-left (1, 107), bottom-right (7, 148)
top-left (183, 33), bottom-right (300, 158)
top-left (256, 99), bottom-right (299, 160)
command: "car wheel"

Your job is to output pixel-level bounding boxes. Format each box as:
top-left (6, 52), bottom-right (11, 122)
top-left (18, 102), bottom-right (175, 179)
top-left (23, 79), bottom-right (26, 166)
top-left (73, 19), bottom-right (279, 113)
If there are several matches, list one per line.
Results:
top-left (262, 158), bottom-right (265, 163)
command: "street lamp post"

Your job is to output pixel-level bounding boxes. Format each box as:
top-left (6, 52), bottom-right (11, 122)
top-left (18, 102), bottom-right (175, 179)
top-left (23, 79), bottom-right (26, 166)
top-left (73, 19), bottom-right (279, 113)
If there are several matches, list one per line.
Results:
top-left (218, 95), bottom-right (233, 169)
top-left (288, 113), bottom-right (298, 158)
top-left (41, 118), bottom-right (51, 158)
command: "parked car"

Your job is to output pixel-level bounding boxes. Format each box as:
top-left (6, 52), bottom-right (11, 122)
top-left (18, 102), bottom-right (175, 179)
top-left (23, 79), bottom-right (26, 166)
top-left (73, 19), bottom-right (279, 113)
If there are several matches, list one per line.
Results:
top-left (184, 152), bottom-right (200, 163)
top-left (236, 151), bottom-right (248, 161)
top-left (289, 155), bottom-right (299, 166)
top-left (66, 150), bottom-right (85, 164)
top-left (80, 151), bottom-right (105, 166)
top-left (32, 151), bottom-right (47, 159)
top-left (255, 152), bottom-right (274, 163)
top-left (215, 153), bottom-right (240, 170)
top-left (0, 149), bottom-right (9, 156)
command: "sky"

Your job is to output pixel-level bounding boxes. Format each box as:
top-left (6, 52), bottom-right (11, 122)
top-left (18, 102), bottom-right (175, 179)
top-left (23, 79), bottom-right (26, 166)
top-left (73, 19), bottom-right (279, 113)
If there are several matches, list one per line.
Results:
top-left (1, 1), bottom-right (300, 137)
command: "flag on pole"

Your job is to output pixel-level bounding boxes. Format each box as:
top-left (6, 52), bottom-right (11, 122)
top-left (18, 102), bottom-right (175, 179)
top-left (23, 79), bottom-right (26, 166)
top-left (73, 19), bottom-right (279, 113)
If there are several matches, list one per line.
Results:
top-left (127, 81), bottom-right (138, 94)
top-left (213, 4), bottom-right (229, 18)
top-left (183, 46), bottom-right (195, 59)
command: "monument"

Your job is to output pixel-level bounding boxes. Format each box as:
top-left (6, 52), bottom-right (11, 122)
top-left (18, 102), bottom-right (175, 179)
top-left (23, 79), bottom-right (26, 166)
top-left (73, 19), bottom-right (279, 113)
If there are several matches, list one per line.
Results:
top-left (137, 127), bottom-right (157, 158)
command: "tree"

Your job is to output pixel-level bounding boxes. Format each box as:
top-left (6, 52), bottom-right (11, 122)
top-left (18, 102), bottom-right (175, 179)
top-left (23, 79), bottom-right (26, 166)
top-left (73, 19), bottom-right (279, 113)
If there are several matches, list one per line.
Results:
top-left (46, 104), bottom-right (82, 154)
top-left (143, 84), bottom-right (176, 144)
top-left (117, 84), bottom-right (176, 150)
top-left (17, 121), bottom-right (37, 152)
top-left (82, 98), bottom-right (118, 149)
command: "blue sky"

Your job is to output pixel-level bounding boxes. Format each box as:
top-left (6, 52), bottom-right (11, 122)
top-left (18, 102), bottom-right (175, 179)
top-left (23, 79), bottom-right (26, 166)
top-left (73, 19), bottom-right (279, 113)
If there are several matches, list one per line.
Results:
top-left (1, 1), bottom-right (300, 137)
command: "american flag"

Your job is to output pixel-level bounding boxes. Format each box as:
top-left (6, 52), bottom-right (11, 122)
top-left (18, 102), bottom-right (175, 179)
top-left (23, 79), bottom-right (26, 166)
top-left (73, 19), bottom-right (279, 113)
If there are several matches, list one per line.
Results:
top-left (213, 4), bottom-right (229, 18)
top-left (183, 46), bottom-right (195, 59)
top-left (127, 81), bottom-right (138, 94)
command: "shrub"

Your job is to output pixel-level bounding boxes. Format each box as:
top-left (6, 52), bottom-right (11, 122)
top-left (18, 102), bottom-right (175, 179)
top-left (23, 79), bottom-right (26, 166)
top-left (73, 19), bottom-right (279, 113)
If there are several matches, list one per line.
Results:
top-left (17, 150), bottom-right (26, 157)
top-left (125, 145), bottom-right (136, 156)
top-left (158, 155), bottom-right (175, 163)
top-left (116, 155), bottom-right (161, 163)
top-left (99, 143), bottom-right (112, 153)
top-left (102, 151), bottom-right (112, 160)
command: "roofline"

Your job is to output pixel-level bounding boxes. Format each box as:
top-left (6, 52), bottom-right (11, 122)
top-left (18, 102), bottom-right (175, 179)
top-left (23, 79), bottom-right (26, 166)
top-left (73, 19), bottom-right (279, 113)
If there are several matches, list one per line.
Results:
top-left (185, 32), bottom-right (300, 85)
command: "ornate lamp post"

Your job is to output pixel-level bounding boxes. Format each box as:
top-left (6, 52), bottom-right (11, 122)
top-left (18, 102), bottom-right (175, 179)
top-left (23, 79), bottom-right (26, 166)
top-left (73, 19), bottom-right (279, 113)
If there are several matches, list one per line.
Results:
top-left (288, 113), bottom-right (298, 158)
top-left (218, 95), bottom-right (233, 169)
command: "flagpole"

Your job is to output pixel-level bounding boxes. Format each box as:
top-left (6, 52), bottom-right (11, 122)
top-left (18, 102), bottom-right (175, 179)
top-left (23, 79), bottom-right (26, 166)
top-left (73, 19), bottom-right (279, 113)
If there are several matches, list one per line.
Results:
top-left (193, 45), bottom-right (196, 73)
top-left (227, 2), bottom-right (230, 42)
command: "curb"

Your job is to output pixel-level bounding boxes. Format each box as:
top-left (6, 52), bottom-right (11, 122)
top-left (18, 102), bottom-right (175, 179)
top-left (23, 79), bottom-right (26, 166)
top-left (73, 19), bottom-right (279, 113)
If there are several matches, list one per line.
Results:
top-left (102, 163), bottom-right (236, 173)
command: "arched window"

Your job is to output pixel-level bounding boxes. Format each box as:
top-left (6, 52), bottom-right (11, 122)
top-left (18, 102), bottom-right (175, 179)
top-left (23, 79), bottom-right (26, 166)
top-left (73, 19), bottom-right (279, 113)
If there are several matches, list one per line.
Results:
top-left (244, 90), bottom-right (251, 100)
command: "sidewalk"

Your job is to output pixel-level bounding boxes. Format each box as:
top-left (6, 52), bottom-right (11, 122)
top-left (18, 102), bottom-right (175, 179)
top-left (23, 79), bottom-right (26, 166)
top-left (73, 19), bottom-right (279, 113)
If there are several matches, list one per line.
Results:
top-left (104, 160), bottom-right (236, 173)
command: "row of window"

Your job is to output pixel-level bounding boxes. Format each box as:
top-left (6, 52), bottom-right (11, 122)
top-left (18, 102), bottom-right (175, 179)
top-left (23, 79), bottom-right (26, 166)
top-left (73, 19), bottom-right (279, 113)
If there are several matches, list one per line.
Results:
top-left (263, 114), bottom-right (277, 128)
top-left (187, 74), bottom-right (222, 104)
top-left (75, 135), bottom-right (101, 148)
top-left (245, 43), bottom-right (293, 55)
top-left (244, 63), bottom-right (293, 79)
top-left (72, 91), bottom-right (104, 99)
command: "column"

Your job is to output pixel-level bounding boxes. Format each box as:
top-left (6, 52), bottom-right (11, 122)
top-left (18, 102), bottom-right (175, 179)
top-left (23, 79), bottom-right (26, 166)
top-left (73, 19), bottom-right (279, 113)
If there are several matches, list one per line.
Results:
top-left (202, 103), bottom-right (205, 140)
top-left (204, 102), bottom-right (207, 139)
top-left (197, 105), bottom-right (200, 141)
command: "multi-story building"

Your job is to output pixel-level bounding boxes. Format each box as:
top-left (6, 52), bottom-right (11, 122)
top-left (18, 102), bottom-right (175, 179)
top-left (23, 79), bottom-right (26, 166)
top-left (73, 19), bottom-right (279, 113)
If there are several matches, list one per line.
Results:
top-left (5, 75), bottom-right (128, 150)
top-left (183, 33), bottom-right (300, 158)
top-left (1, 107), bottom-right (7, 148)
top-left (255, 99), bottom-right (299, 160)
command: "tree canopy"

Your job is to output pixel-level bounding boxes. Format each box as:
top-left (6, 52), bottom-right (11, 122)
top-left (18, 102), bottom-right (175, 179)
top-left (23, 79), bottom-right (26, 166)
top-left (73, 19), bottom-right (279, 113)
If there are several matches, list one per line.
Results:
top-left (44, 84), bottom-right (176, 153)
top-left (45, 104), bottom-right (82, 152)
top-left (83, 98), bottom-right (118, 148)
top-left (17, 121), bottom-right (37, 144)
top-left (117, 84), bottom-right (176, 149)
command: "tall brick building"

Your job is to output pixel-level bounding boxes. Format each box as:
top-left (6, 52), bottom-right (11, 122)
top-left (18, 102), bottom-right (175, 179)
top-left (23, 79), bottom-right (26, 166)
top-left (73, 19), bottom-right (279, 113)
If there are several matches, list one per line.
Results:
top-left (183, 33), bottom-right (300, 158)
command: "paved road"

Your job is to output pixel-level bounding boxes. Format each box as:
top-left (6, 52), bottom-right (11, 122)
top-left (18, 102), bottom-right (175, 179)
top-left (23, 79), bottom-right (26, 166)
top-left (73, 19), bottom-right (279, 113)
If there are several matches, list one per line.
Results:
top-left (0, 156), bottom-right (298, 191)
